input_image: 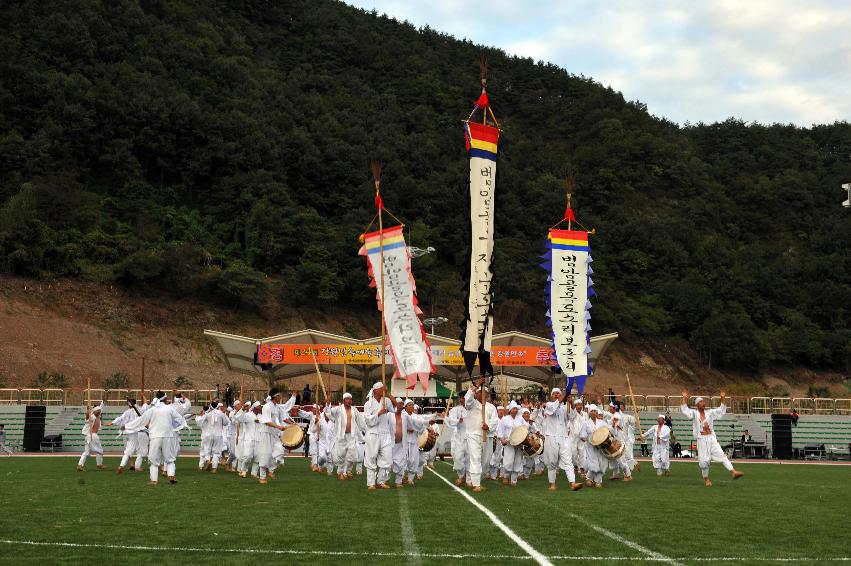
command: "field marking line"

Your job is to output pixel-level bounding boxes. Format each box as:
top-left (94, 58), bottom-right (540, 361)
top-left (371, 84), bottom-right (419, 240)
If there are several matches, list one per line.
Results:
top-left (0, 539), bottom-right (847, 562)
top-left (0, 539), bottom-right (527, 559)
top-left (426, 465), bottom-right (554, 566)
top-left (569, 513), bottom-right (683, 566)
top-left (510, 483), bottom-right (683, 566)
top-left (397, 488), bottom-right (423, 565)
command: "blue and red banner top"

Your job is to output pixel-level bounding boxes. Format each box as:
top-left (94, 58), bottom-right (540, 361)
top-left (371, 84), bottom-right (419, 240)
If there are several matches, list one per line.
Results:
top-left (465, 122), bottom-right (499, 162)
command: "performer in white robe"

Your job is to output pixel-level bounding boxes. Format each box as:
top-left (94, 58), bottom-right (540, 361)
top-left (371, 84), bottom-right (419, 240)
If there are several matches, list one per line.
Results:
top-left (487, 405), bottom-right (506, 480)
top-left (541, 389), bottom-right (583, 491)
top-left (171, 392), bottom-right (191, 458)
top-left (324, 392), bottom-right (364, 480)
top-left (363, 382), bottom-right (395, 490)
top-left (225, 402), bottom-right (240, 471)
top-left (680, 390), bottom-right (744, 486)
top-left (520, 408), bottom-right (538, 478)
top-left (355, 426), bottom-right (366, 475)
top-left (622, 410), bottom-right (639, 473)
top-left (401, 401), bottom-right (442, 485)
top-left (642, 414), bottom-right (672, 476)
top-left (570, 398), bottom-right (587, 479)
top-left (580, 404), bottom-right (610, 488)
top-left (321, 406), bottom-right (337, 475)
top-left (531, 403), bottom-right (546, 475)
top-left (607, 407), bottom-right (633, 482)
top-left (195, 405), bottom-right (212, 470)
top-left (108, 398), bottom-right (148, 473)
top-left (464, 379), bottom-right (499, 492)
top-left (124, 391), bottom-right (186, 484)
top-left (77, 403), bottom-right (105, 471)
top-left (496, 402), bottom-right (523, 486)
top-left (418, 417), bottom-right (440, 478)
top-left (257, 389), bottom-right (296, 484)
top-left (236, 401), bottom-right (262, 477)
top-left (305, 405), bottom-right (321, 472)
top-left (206, 403), bottom-right (231, 473)
top-left (445, 400), bottom-right (468, 485)
top-left (390, 398), bottom-right (408, 487)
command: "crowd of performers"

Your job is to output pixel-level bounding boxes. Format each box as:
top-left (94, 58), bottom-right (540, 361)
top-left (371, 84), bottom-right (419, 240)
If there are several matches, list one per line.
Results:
top-left (75, 381), bottom-right (743, 489)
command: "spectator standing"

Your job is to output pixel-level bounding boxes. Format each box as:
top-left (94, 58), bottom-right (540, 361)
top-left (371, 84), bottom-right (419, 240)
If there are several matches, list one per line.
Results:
top-left (224, 383), bottom-right (233, 407)
top-left (664, 412), bottom-right (673, 430)
top-left (790, 407), bottom-right (799, 426)
top-left (303, 384), bottom-right (312, 404)
top-left (671, 433), bottom-right (682, 457)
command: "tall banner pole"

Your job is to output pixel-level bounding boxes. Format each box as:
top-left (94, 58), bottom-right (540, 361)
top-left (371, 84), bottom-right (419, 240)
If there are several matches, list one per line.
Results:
top-left (141, 357), bottom-right (146, 404)
top-left (481, 378), bottom-right (487, 443)
top-left (342, 361), bottom-right (347, 395)
top-left (626, 372), bottom-right (643, 438)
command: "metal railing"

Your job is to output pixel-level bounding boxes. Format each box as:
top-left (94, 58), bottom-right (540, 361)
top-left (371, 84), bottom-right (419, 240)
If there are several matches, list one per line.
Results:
top-left (0, 389), bottom-right (19, 405)
top-left (42, 389), bottom-right (66, 406)
top-left (814, 398), bottom-right (835, 415)
top-left (750, 397), bottom-right (771, 414)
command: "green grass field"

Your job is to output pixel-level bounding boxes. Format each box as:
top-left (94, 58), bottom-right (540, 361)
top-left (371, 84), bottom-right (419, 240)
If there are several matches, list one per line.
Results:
top-left (0, 456), bottom-right (848, 565)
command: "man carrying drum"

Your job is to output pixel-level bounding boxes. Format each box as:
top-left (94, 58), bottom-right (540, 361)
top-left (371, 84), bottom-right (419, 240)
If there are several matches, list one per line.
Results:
top-left (496, 401), bottom-right (523, 486)
top-left (680, 389), bottom-right (744, 487)
top-left (580, 404), bottom-right (610, 488)
top-left (541, 388), bottom-right (584, 492)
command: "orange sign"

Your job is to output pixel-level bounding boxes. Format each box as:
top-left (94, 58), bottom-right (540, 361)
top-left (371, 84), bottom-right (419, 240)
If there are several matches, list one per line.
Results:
top-left (256, 344), bottom-right (554, 366)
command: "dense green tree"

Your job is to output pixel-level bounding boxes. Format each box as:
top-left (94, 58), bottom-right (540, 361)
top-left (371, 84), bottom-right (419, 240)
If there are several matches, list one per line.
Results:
top-left (0, 0), bottom-right (848, 371)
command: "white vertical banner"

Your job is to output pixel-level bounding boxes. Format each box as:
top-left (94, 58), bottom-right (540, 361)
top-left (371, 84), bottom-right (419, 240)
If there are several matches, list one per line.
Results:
top-left (546, 229), bottom-right (592, 383)
top-left (461, 121), bottom-right (500, 375)
top-left (359, 225), bottom-right (434, 392)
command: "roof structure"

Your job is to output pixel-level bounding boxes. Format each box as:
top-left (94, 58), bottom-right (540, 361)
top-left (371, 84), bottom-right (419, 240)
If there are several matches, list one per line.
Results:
top-left (203, 328), bottom-right (619, 389)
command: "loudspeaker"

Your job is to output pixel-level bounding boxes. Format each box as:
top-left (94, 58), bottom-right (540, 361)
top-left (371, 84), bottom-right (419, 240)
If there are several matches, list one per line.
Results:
top-left (23, 405), bottom-right (47, 452)
top-left (771, 414), bottom-right (793, 459)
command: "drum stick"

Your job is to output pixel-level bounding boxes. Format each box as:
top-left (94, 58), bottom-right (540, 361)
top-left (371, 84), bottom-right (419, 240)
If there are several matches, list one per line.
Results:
top-left (342, 361), bottom-right (347, 394)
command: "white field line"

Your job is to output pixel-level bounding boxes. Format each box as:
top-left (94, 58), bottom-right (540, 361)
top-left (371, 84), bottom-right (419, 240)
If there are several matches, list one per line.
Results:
top-left (0, 539), bottom-right (847, 562)
top-left (426, 465), bottom-right (554, 566)
top-left (397, 488), bottom-right (422, 566)
top-left (570, 513), bottom-right (683, 566)
top-left (0, 539), bottom-right (527, 559)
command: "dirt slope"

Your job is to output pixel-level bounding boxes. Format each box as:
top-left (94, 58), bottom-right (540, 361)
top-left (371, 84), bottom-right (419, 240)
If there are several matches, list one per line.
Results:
top-left (0, 276), bottom-right (845, 398)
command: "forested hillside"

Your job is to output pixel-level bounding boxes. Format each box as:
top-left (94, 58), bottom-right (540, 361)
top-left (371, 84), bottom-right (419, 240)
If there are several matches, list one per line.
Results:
top-left (1, 0), bottom-right (849, 371)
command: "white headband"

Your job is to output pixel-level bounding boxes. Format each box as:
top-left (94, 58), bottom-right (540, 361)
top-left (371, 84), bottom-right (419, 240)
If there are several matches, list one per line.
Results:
top-left (343, 392), bottom-right (352, 400)
top-left (551, 388), bottom-right (562, 395)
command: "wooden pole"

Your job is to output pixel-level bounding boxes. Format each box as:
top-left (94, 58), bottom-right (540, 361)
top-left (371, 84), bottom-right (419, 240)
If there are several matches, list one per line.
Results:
top-left (481, 377), bottom-right (487, 443)
top-left (343, 361), bottom-right (347, 394)
top-left (86, 377), bottom-right (92, 422)
top-left (378, 207), bottom-right (386, 388)
top-left (140, 357), bottom-right (146, 404)
top-left (625, 372), bottom-right (643, 436)
top-left (310, 350), bottom-right (328, 403)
